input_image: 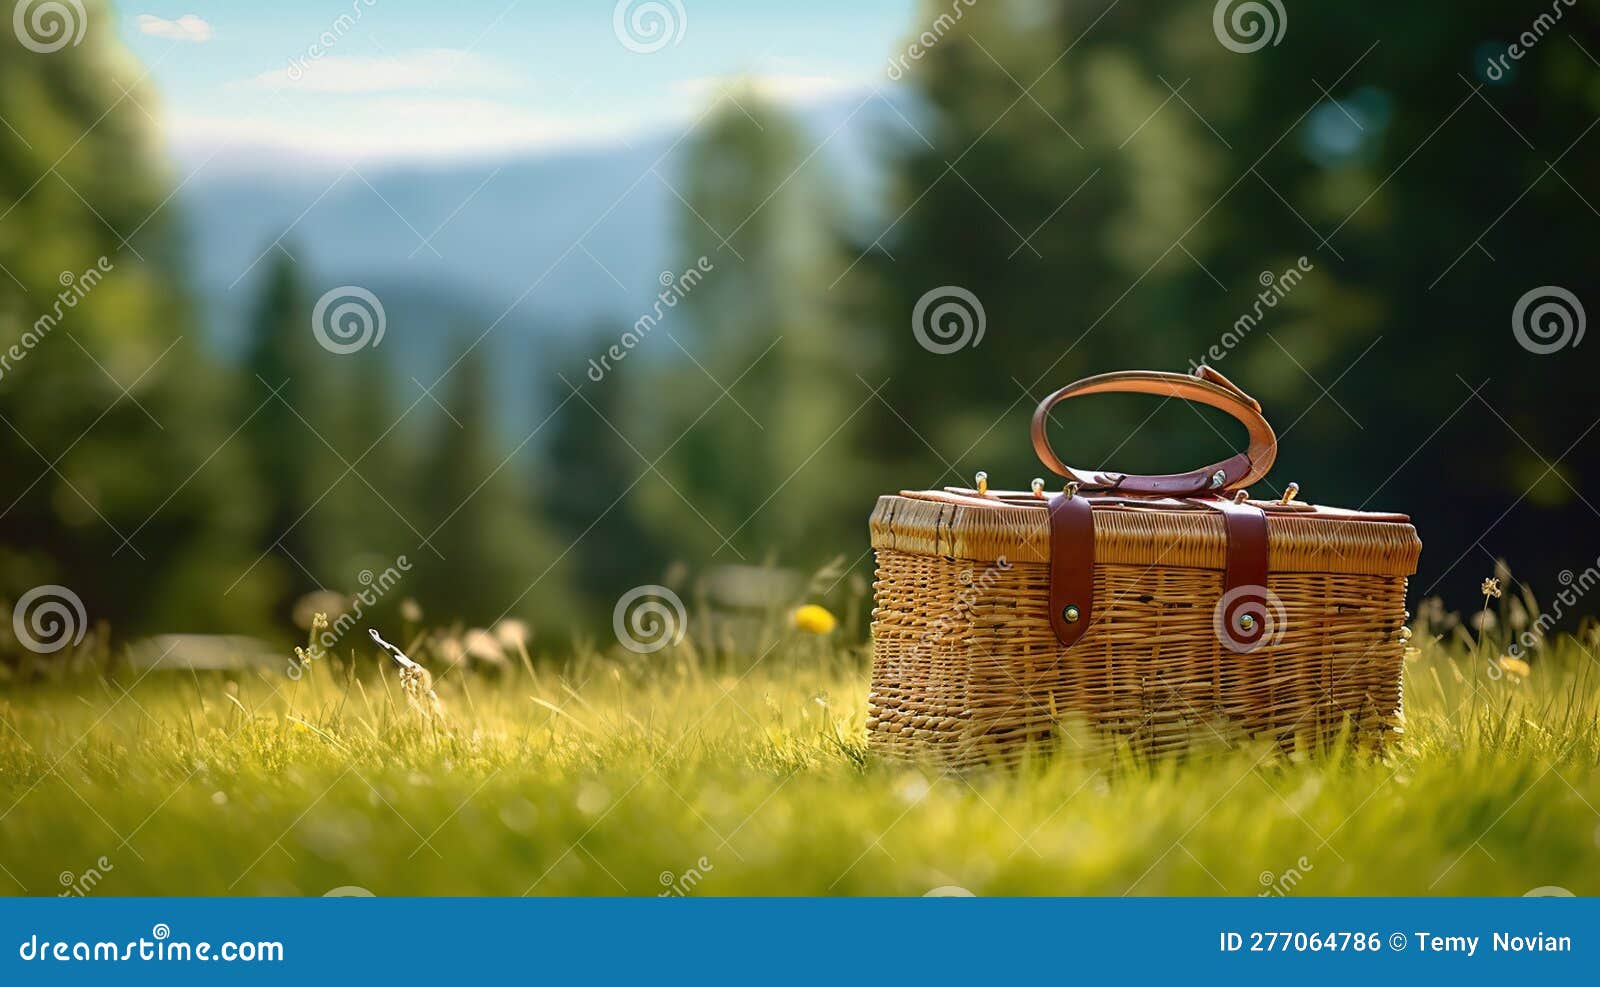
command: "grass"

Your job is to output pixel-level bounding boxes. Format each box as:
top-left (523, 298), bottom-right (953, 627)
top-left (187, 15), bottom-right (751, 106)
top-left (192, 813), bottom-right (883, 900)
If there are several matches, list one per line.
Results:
top-left (1, 605), bottom-right (1598, 897)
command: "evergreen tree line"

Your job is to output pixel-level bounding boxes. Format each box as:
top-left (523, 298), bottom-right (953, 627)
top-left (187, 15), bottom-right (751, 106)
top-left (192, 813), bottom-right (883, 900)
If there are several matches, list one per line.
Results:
top-left (4, 1), bottom-right (1598, 646)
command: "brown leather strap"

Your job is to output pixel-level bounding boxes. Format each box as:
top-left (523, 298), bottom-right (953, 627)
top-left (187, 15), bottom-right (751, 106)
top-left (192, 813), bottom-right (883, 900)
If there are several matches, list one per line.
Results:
top-left (1203, 496), bottom-right (1268, 593)
top-left (1191, 495), bottom-right (1272, 653)
top-left (1031, 367), bottom-right (1277, 495)
top-left (1047, 491), bottom-right (1094, 647)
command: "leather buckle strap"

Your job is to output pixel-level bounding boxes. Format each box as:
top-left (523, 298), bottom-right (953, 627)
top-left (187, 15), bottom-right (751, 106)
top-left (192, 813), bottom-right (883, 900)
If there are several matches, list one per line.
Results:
top-left (1031, 367), bottom-right (1277, 496)
top-left (1046, 491), bottom-right (1094, 647)
top-left (1190, 495), bottom-right (1272, 654)
top-left (1200, 496), bottom-right (1269, 593)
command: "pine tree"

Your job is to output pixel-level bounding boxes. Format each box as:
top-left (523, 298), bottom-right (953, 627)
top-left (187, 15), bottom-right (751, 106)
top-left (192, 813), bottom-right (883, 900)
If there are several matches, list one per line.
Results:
top-left (315, 340), bottom-right (413, 591)
top-left (235, 251), bottom-right (346, 614)
top-left (416, 333), bottom-right (569, 629)
top-left (629, 89), bottom-right (864, 568)
top-left (541, 328), bottom-right (664, 623)
top-left (0, 7), bottom-right (273, 635)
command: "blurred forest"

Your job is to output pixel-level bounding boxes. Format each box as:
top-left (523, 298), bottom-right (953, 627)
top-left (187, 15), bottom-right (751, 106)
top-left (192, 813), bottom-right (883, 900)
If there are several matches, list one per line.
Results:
top-left (1, 0), bottom-right (1597, 649)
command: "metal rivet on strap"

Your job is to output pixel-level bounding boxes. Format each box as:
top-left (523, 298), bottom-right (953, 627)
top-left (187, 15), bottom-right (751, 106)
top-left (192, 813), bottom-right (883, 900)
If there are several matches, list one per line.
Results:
top-left (1031, 478), bottom-right (1046, 499)
top-left (1062, 605), bottom-right (1080, 623)
top-left (1209, 469), bottom-right (1227, 488)
top-left (1238, 614), bottom-right (1257, 631)
top-left (975, 471), bottom-right (989, 496)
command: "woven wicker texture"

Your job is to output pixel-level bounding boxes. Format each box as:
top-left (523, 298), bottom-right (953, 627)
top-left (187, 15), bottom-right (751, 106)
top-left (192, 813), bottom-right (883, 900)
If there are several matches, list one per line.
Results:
top-left (867, 492), bottom-right (1421, 766)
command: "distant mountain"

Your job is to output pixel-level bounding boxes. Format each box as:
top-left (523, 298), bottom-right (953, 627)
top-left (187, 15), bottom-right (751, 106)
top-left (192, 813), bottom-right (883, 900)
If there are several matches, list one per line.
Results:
top-left (174, 91), bottom-right (913, 427)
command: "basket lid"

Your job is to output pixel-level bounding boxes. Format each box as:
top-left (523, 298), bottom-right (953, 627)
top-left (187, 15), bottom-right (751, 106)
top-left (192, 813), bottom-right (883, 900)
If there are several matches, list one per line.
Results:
top-left (872, 487), bottom-right (1420, 576)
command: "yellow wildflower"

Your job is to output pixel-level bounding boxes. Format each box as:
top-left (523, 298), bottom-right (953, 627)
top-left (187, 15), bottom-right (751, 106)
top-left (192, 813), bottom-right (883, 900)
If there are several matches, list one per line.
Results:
top-left (1498, 655), bottom-right (1531, 679)
top-left (792, 604), bottom-right (838, 635)
top-left (1481, 577), bottom-right (1502, 599)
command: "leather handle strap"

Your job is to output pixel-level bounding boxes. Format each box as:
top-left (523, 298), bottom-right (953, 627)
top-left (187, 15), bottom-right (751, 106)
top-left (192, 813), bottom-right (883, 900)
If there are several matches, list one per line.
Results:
top-left (1031, 367), bottom-right (1277, 495)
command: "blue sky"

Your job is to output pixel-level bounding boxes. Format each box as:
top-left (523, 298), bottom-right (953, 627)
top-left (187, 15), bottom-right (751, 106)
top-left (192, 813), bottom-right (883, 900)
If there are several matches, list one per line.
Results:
top-left (115, 0), bottom-right (918, 163)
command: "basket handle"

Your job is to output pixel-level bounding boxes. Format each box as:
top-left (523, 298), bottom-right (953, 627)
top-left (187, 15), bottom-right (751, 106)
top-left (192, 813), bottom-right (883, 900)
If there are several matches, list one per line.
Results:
top-left (1031, 367), bottom-right (1277, 495)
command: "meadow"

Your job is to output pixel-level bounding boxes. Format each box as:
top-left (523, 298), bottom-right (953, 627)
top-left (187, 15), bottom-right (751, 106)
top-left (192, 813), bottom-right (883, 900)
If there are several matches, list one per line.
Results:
top-left (1, 600), bottom-right (1597, 898)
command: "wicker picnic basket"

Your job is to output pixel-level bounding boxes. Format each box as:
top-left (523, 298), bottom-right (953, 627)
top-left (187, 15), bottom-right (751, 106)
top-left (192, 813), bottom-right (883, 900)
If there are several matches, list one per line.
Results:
top-left (866, 367), bottom-right (1421, 765)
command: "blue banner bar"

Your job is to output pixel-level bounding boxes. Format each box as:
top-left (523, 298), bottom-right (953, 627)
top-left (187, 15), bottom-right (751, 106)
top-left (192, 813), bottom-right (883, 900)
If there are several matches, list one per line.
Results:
top-left (2, 897), bottom-right (1591, 983)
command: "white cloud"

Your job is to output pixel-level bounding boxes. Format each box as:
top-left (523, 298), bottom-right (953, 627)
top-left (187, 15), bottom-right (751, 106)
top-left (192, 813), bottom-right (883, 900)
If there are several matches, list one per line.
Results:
top-left (239, 49), bottom-right (519, 95)
top-left (673, 73), bottom-right (868, 107)
top-left (163, 98), bottom-right (639, 165)
top-left (137, 14), bottom-right (213, 42)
